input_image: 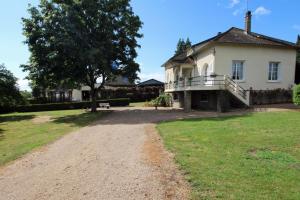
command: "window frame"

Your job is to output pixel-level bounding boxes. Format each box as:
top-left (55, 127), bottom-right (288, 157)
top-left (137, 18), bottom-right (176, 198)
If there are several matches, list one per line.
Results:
top-left (231, 60), bottom-right (245, 82)
top-left (268, 62), bottom-right (281, 82)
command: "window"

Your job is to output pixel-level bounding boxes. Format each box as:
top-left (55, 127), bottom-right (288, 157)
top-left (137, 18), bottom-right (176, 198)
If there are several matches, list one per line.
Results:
top-left (268, 62), bottom-right (279, 81)
top-left (232, 61), bottom-right (244, 80)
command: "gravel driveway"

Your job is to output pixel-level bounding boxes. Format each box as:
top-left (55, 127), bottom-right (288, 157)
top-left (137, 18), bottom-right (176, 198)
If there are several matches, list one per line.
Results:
top-left (1, 107), bottom-right (221, 200)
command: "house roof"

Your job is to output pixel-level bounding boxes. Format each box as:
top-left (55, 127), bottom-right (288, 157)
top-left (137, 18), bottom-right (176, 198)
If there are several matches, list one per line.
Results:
top-left (211, 27), bottom-right (296, 47)
top-left (163, 27), bottom-right (299, 66)
top-left (137, 79), bottom-right (164, 86)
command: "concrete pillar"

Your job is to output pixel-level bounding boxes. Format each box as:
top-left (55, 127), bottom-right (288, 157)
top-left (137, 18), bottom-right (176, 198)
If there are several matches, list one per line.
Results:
top-left (217, 90), bottom-right (230, 113)
top-left (178, 92), bottom-right (184, 108)
top-left (184, 91), bottom-right (192, 112)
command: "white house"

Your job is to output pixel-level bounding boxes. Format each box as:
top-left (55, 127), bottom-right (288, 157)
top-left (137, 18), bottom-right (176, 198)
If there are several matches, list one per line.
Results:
top-left (163, 11), bottom-right (299, 112)
top-left (46, 75), bottom-right (134, 102)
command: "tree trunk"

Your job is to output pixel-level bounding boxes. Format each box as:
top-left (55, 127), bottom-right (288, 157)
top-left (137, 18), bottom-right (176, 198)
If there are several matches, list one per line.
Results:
top-left (90, 87), bottom-right (98, 112)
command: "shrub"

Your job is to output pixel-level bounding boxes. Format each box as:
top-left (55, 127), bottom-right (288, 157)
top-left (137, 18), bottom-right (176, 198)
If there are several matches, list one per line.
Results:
top-left (250, 89), bottom-right (292, 105)
top-left (15, 98), bottom-right (130, 112)
top-left (99, 86), bottom-right (162, 102)
top-left (293, 85), bottom-right (300, 105)
top-left (16, 102), bottom-right (90, 112)
top-left (150, 94), bottom-right (172, 107)
top-left (0, 106), bottom-right (15, 114)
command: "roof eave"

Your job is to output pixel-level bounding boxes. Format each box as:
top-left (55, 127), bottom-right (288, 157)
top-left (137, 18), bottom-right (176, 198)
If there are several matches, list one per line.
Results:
top-left (216, 42), bottom-right (298, 50)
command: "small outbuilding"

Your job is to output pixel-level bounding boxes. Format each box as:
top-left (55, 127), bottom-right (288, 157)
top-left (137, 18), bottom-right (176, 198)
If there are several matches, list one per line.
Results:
top-left (137, 79), bottom-right (164, 87)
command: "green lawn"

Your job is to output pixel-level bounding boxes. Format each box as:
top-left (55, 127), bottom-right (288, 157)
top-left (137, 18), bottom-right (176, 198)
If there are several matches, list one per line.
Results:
top-left (157, 111), bottom-right (300, 200)
top-left (0, 110), bottom-right (104, 166)
top-left (130, 101), bottom-right (146, 107)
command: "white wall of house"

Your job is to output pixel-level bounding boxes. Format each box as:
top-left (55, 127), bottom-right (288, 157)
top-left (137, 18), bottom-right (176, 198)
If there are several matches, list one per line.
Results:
top-left (72, 89), bottom-right (82, 102)
top-left (214, 45), bottom-right (297, 90)
top-left (165, 65), bottom-right (175, 82)
top-left (165, 48), bottom-right (216, 83)
top-left (165, 45), bottom-right (296, 91)
top-left (194, 47), bottom-right (215, 77)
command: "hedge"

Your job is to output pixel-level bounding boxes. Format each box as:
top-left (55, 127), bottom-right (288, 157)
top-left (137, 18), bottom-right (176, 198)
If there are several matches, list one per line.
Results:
top-left (250, 89), bottom-right (292, 105)
top-left (293, 85), bottom-right (300, 105)
top-left (99, 86), bottom-right (163, 102)
top-left (0, 106), bottom-right (15, 114)
top-left (14, 98), bottom-right (130, 113)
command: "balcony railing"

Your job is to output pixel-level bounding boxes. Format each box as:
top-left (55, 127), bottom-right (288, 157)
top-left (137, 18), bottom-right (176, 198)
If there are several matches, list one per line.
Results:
top-left (165, 75), bottom-right (249, 105)
top-left (165, 75), bottom-right (226, 91)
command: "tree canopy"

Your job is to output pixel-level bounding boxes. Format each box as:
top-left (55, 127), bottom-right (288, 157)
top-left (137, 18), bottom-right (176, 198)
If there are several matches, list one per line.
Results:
top-left (175, 38), bottom-right (192, 55)
top-left (21, 0), bottom-right (143, 111)
top-left (0, 64), bottom-right (23, 110)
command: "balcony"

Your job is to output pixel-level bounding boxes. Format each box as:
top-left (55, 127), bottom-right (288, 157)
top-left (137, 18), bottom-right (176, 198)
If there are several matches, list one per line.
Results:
top-left (165, 75), bottom-right (226, 92)
top-left (165, 75), bottom-right (250, 106)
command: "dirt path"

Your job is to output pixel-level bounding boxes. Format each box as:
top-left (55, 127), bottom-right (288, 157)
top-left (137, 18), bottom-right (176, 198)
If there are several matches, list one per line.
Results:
top-left (2, 105), bottom-right (293, 200)
top-left (1, 108), bottom-right (214, 200)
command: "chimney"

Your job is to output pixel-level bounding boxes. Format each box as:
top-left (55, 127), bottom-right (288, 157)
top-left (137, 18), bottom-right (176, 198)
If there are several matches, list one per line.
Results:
top-left (245, 11), bottom-right (252, 33)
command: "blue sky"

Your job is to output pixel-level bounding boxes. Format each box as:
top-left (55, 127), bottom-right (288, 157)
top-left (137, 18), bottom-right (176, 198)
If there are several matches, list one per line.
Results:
top-left (0, 0), bottom-right (299, 90)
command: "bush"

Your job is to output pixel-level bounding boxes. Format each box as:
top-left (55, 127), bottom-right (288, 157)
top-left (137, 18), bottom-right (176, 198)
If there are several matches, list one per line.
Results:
top-left (16, 102), bottom-right (89, 112)
top-left (151, 94), bottom-right (172, 107)
top-left (15, 98), bottom-right (130, 112)
top-left (250, 89), bottom-right (292, 105)
top-left (0, 106), bottom-right (15, 114)
top-left (99, 86), bottom-right (163, 102)
top-left (293, 85), bottom-right (300, 105)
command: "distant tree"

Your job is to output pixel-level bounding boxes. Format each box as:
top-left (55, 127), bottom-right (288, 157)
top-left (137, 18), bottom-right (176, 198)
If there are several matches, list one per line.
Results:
top-left (21, 0), bottom-right (142, 112)
top-left (297, 35), bottom-right (300, 63)
top-left (175, 38), bottom-right (192, 55)
top-left (175, 39), bottom-right (185, 55)
top-left (0, 64), bottom-right (23, 109)
top-left (185, 37), bottom-right (192, 49)
top-left (29, 81), bottom-right (45, 99)
top-left (20, 90), bottom-right (32, 100)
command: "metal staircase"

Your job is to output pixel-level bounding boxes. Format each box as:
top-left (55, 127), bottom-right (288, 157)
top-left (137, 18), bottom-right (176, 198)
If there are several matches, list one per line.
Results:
top-left (224, 75), bottom-right (250, 106)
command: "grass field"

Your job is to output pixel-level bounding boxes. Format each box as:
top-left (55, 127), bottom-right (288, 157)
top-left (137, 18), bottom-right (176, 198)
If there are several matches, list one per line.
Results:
top-left (157, 111), bottom-right (300, 199)
top-left (0, 110), bottom-right (104, 166)
top-left (129, 102), bottom-right (146, 107)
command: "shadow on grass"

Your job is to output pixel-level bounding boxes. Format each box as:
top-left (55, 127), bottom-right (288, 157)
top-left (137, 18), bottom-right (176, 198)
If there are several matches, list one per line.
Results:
top-left (0, 115), bottom-right (36, 141)
top-left (0, 128), bottom-right (4, 141)
top-left (0, 115), bottom-right (35, 124)
top-left (178, 112), bottom-right (254, 123)
top-left (52, 112), bottom-right (106, 127)
top-left (74, 108), bottom-right (254, 125)
top-left (0, 109), bottom-right (255, 127)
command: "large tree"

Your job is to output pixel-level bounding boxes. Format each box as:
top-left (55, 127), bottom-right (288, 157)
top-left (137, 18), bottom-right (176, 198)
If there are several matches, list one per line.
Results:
top-left (175, 38), bottom-right (192, 55)
top-left (0, 64), bottom-right (23, 110)
top-left (22, 0), bottom-right (142, 112)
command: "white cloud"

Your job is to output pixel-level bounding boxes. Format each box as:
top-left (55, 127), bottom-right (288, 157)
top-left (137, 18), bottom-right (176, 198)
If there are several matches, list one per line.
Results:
top-left (138, 72), bottom-right (164, 82)
top-left (233, 8), bottom-right (243, 16)
top-left (228, 0), bottom-right (240, 8)
top-left (253, 6), bottom-right (271, 16)
top-left (293, 24), bottom-right (300, 31)
top-left (17, 79), bottom-right (30, 91)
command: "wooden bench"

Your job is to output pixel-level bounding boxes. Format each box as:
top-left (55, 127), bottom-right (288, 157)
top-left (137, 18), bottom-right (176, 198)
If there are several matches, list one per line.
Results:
top-left (99, 103), bottom-right (110, 109)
